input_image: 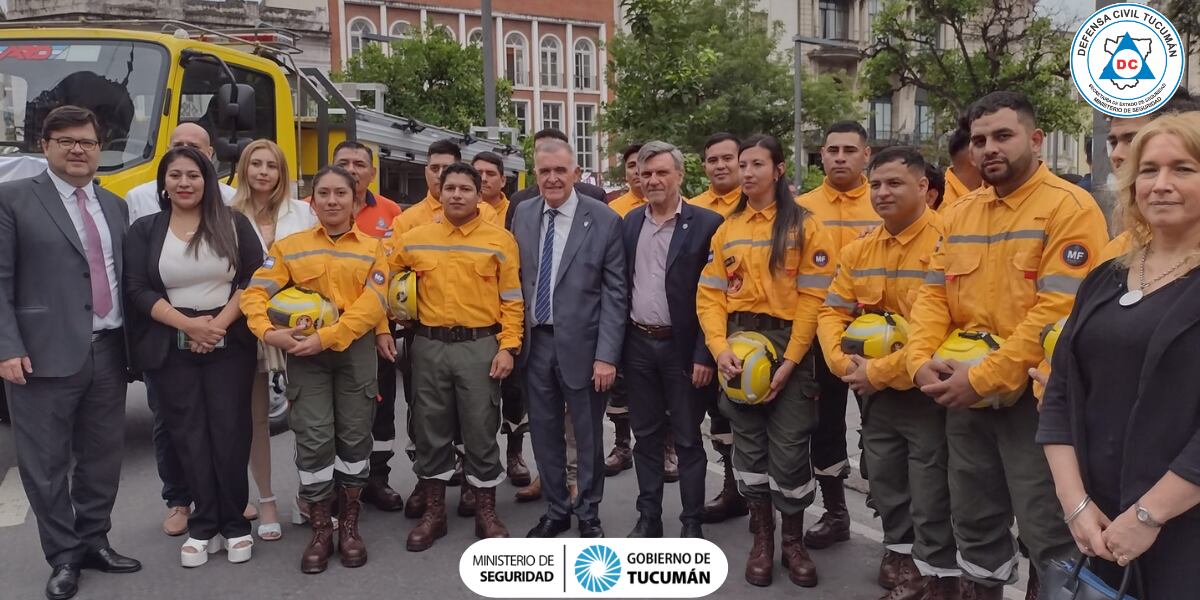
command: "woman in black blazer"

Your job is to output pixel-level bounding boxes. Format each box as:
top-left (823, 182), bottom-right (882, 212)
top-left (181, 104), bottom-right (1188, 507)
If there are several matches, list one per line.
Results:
top-left (1037, 112), bottom-right (1200, 598)
top-left (124, 146), bottom-right (263, 567)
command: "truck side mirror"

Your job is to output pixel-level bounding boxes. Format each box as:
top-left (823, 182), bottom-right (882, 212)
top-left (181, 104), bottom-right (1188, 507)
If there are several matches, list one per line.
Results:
top-left (216, 83), bottom-right (256, 131)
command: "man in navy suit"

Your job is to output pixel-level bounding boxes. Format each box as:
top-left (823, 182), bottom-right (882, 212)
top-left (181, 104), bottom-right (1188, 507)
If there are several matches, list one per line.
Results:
top-left (512, 139), bottom-right (627, 538)
top-left (619, 141), bottom-right (723, 539)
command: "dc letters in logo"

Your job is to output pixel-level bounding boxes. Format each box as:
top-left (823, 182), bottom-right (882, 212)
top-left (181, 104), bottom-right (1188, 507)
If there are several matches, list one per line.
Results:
top-left (1070, 3), bottom-right (1186, 117)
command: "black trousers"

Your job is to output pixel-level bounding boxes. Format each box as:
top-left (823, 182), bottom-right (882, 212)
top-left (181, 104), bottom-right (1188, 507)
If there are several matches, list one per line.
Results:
top-left (624, 329), bottom-right (707, 523)
top-left (371, 330), bottom-right (399, 479)
top-left (7, 332), bottom-right (127, 566)
top-left (525, 326), bottom-right (607, 521)
top-left (144, 376), bottom-right (192, 508)
top-left (500, 372), bottom-right (528, 436)
top-left (811, 341), bottom-right (855, 478)
top-left (150, 340), bottom-right (255, 540)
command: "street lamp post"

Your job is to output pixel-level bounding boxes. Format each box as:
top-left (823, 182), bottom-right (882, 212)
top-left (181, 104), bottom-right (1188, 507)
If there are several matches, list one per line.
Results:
top-left (482, 0), bottom-right (497, 127)
top-left (793, 1), bottom-right (804, 187)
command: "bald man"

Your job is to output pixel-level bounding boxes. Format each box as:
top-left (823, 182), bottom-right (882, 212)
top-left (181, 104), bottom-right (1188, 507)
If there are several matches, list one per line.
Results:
top-left (123, 121), bottom-right (239, 536)
top-left (124, 122), bottom-right (237, 223)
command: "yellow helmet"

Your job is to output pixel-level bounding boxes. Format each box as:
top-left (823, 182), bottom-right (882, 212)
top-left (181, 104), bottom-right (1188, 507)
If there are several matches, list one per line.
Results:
top-left (841, 312), bottom-right (910, 358)
top-left (1041, 318), bottom-right (1066, 362)
top-left (267, 287), bottom-right (339, 336)
top-left (933, 329), bottom-right (1026, 409)
top-left (720, 331), bottom-right (781, 406)
top-left (387, 270), bottom-right (419, 321)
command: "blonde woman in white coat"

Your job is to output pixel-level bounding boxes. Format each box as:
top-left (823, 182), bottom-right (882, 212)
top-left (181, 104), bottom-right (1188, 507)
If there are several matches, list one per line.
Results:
top-left (231, 139), bottom-right (318, 540)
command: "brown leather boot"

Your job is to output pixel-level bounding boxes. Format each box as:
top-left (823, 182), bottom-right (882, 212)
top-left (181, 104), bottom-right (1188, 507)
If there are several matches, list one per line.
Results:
top-left (361, 477), bottom-right (404, 511)
top-left (879, 550), bottom-right (919, 589)
top-left (604, 415), bottom-right (633, 476)
top-left (406, 480), bottom-right (447, 552)
top-left (744, 500), bottom-right (775, 587)
top-left (933, 577), bottom-right (962, 600)
top-left (458, 484), bottom-right (477, 517)
top-left (506, 434), bottom-right (532, 487)
top-left (804, 476), bottom-right (850, 549)
top-left (959, 580), bottom-right (1004, 600)
top-left (404, 479), bottom-right (430, 518)
top-left (337, 486), bottom-right (368, 568)
top-left (880, 574), bottom-right (931, 600)
top-left (663, 434), bottom-right (679, 483)
top-left (701, 450), bottom-right (749, 523)
top-left (780, 512), bottom-right (818, 587)
top-left (300, 498), bottom-right (335, 574)
top-left (473, 487), bottom-right (510, 539)
top-left (515, 476), bottom-right (542, 502)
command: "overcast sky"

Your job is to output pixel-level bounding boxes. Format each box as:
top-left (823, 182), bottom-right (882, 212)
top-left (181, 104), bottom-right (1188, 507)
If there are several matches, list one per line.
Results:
top-left (1040, 0), bottom-right (1132, 30)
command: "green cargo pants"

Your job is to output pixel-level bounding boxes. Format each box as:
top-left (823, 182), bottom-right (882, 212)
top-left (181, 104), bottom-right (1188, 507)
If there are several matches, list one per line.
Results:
top-left (411, 333), bottom-right (504, 487)
top-left (862, 387), bottom-right (959, 577)
top-left (718, 323), bottom-right (819, 515)
top-left (286, 334), bottom-right (378, 503)
top-left (946, 388), bottom-right (1074, 585)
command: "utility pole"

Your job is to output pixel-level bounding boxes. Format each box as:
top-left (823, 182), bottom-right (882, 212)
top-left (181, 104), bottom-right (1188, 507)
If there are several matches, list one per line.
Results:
top-left (482, 0), bottom-right (497, 127)
top-left (1091, 0), bottom-right (1117, 228)
top-left (792, 1), bottom-right (804, 187)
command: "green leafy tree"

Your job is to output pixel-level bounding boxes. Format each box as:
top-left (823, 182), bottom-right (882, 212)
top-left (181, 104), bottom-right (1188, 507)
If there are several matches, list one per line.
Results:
top-left (861, 0), bottom-right (1087, 136)
top-left (802, 70), bottom-right (866, 134)
top-left (334, 26), bottom-right (514, 133)
top-left (601, 0), bottom-right (795, 156)
top-left (1158, 0), bottom-right (1199, 55)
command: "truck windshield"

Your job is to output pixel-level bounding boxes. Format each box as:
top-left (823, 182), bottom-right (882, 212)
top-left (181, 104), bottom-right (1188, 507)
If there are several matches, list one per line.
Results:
top-left (0, 39), bottom-right (168, 172)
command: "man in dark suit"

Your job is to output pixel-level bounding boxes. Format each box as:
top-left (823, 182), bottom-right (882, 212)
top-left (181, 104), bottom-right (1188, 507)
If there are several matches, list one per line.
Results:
top-left (512, 138), bottom-right (627, 538)
top-left (620, 141), bottom-right (723, 539)
top-left (0, 106), bottom-right (141, 600)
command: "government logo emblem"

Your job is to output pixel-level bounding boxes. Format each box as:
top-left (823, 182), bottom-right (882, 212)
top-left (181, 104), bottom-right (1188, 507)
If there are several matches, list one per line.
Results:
top-left (1071, 3), bottom-right (1186, 117)
top-left (575, 544), bottom-right (621, 593)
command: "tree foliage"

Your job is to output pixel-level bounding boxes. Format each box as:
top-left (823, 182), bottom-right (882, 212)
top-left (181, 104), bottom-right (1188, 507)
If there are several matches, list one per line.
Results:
top-left (334, 26), bottom-right (514, 133)
top-left (861, 0), bottom-right (1086, 135)
top-left (802, 70), bottom-right (866, 133)
top-left (601, 0), bottom-right (795, 155)
top-left (1159, 0), bottom-right (1199, 56)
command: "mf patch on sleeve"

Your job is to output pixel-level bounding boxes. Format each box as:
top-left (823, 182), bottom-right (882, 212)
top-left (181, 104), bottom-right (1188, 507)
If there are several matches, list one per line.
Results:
top-left (1062, 243), bottom-right (1090, 268)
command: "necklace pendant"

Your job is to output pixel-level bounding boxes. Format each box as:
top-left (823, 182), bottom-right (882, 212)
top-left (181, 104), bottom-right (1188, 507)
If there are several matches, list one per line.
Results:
top-left (1118, 289), bottom-right (1144, 307)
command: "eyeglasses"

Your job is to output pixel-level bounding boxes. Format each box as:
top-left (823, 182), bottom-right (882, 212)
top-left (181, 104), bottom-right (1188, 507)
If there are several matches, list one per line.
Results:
top-left (48, 137), bottom-right (100, 152)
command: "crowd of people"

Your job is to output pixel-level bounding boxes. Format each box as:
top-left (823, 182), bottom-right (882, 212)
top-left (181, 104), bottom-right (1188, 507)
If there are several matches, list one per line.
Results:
top-left (2, 87), bottom-right (1200, 600)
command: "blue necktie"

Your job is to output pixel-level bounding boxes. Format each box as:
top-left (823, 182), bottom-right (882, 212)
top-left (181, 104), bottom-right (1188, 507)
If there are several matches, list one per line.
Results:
top-left (534, 208), bottom-right (559, 324)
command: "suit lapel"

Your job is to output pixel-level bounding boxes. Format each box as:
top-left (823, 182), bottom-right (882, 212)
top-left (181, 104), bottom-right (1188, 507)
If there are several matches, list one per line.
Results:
top-left (555, 204), bottom-right (592, 287)
top-left (666, 202), bottom-right (691, 270)
top-left (33, 173), bottom-right (85, 258)
top-left (518, 198), bottom-right (540, 278)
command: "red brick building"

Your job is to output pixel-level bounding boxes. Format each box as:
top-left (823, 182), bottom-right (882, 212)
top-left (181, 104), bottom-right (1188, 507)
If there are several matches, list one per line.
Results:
top-left (329, 0), bottom-right (617, 178)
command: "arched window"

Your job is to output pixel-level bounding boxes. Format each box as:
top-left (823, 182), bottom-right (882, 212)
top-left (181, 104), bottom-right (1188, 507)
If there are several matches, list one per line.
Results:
top-left (348, 18), bottom-right (376, 57)
top-left (504, 32), bottom-right (529, 86)
top-left (540, 35), bottom-right (562, 88)
top-left (390, 20), bottom-right (412, 40)
top-left (573, 38), bottom-right (595, 90)
top-left (467, 28), bottom-right (483, 47)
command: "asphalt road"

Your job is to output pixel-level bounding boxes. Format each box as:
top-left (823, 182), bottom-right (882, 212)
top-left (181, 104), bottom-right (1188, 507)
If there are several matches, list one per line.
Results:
top-left (0, 383), bottom-right (1032, 599)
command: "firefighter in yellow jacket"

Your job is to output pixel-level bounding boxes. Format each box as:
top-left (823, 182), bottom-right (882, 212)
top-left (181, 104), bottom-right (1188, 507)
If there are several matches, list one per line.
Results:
top-left (817, 147), bottom-right (959, 599)
top-left (391, 162), bottom-right (523, 552)
top-left (241, 165), bottom-right (389, 575)
top-left (905, 92), bottom-right (1107, 598)
top-left (795, 121), bottom-right (882, 550)
top-left (608, 144), bottom-right (647, 217)
top-left (697, 135), bottom-right (835, 589)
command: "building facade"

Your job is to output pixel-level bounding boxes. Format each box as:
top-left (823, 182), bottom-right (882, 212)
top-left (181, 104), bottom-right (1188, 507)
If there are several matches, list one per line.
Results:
top-left (330, 0), bottom-right (617, 179)
top-left (2, 0), bottom-right (333, 70)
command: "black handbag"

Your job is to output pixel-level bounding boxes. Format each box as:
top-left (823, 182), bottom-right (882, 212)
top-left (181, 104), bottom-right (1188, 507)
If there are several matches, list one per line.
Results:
top-left (1042, 554), bottom-right (1145, 600)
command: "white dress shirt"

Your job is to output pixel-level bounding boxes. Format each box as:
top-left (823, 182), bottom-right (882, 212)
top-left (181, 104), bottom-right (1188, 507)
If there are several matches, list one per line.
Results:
top-left (534, 190), bottom-right (580, 326)
top-left (47, 169), bottom-right (123, 330)
top-left (242, 198), bottom-right (319, 253)
top-left (125, 179), bottom-right (237, 224)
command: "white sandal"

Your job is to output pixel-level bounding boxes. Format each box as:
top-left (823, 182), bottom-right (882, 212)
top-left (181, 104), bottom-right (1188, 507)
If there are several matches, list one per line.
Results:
top-left (226, 535), bottom-right (254, 563)
top-left (256, 497), bottom-right (282, 541)
top-left (180, 536), bottom-right (223, 568)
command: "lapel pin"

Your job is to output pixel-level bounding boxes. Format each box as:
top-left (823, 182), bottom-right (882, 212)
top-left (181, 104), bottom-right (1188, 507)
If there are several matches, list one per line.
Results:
top-left (584, 221), bottom-right (590, 228)
top-left (683, 223), bottom-right (689, 230)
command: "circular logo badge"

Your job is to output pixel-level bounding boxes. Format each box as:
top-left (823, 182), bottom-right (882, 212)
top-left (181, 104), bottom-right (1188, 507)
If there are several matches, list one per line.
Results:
top-left (575, 544), bottom-right (622, 593)
top-left (813, 250), bottom-right (829, 267)
top-left (1070, 4), bottom-right (1187, 118)
top-left (1062, 243), bottom-right (1090, 268)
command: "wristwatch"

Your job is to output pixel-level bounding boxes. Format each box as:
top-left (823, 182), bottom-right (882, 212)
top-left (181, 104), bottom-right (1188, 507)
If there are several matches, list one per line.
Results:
top-left (1135, 503), bottom-right (1164, 528)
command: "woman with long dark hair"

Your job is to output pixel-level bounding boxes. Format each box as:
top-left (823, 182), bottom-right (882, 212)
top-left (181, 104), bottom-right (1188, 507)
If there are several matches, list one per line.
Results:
top-left (124, 146), bottom-right (264, 567)
top-left (696, 135), bottom-right (837, 588)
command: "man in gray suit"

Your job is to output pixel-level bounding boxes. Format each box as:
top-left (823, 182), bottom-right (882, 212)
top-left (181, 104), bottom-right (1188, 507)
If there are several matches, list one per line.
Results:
top-left (0, 106), bottom-right (141, 600)
top-left (513, 139), bottom-right (627, 538)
